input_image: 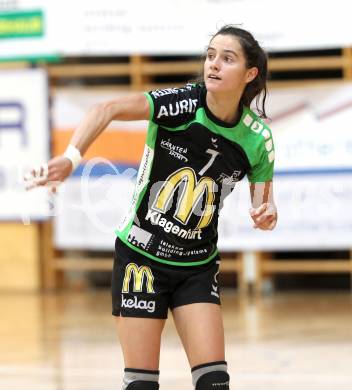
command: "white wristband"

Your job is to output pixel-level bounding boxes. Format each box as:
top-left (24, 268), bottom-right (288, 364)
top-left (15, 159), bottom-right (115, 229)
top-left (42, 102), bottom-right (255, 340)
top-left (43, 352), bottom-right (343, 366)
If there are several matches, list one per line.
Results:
top-left (63, 144), bottom-right (82, 171)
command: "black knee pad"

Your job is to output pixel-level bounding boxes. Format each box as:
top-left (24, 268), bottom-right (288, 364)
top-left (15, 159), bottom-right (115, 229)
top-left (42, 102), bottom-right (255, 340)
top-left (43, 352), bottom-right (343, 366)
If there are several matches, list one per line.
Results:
top-left (123, 368), bottom-right (159, 390)
top-left (195, 370), bottom-right (230, 390)
top-left (192, 361), bottom-right (230, 390)
top-left (126, 381), bottom-right (159, 390)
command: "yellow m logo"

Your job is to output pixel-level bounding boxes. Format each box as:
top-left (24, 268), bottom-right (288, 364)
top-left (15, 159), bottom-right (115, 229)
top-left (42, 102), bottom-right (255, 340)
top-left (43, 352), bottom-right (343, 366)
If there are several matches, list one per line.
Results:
top-left (122, 263), bottom-right (155, 293)
top-left (153, 167), bottom-right (216, 229)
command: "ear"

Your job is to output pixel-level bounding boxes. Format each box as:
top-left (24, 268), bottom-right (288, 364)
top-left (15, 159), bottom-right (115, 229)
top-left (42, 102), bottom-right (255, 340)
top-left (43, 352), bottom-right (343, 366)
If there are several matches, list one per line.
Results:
top-left (245, 67), bottom-right (258, 83)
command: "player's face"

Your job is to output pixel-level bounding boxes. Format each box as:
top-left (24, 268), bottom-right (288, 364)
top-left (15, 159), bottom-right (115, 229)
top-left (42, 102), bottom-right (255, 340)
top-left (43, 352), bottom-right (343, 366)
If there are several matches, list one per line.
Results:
top-left (204, 34), bottom-right (258, 95)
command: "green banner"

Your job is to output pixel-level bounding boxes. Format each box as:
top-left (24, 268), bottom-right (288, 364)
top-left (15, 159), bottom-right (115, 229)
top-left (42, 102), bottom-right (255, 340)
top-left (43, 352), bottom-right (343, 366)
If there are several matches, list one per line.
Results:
top-left (0, 10), bottom-right (43, 39)
top-left (0, 54), bottom-right (61, 63)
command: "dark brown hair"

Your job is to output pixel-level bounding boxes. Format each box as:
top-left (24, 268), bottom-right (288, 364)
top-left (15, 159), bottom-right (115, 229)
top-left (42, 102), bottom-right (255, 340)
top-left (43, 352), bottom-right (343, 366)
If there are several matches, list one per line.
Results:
top-left (207, 25), bottom-right (268, 118)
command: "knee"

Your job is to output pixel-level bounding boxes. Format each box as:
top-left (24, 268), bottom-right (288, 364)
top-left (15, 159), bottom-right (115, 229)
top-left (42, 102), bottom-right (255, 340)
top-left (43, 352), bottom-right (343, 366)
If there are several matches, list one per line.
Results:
top-left (123, 368), bottom-right (159, 390)
top-left (192, 361), bottom-right (230, 390)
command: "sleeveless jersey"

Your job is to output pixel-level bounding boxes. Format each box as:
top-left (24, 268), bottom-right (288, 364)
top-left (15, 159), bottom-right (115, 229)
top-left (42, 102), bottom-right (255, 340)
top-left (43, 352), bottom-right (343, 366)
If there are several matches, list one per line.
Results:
top-left (116, 83), bottom-right (275, 266)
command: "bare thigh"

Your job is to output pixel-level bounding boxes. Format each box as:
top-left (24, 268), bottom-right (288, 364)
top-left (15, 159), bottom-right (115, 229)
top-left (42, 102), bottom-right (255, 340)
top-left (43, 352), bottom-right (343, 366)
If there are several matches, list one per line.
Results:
top-left (115, 316), bottom-right (166, 370)
top-left (172, 303), bottom-right (225, 368)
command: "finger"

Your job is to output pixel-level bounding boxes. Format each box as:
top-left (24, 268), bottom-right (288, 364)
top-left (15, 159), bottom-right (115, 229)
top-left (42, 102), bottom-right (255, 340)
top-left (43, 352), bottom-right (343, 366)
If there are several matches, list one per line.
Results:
top-left (24, 163), bottom-right (50, 188)
top-left (25, 181), bottom-right (43, 191)
top-left (254, 217), bottom-right (277, 231)
top-left (41, 162), bottom-right (49, 178)
top-left (250, 203), bottom-right (268, 218)
top-left (249, 207), bottom-right (256, 217)
top-left (251, 213), bottom-right (270, 226)
top-left (35, 177), bottom-right (50, 187)
top-left (253, 214), bottom-right (274, 228)
top-left (24, 163), bottom-right (48, 180)
top-left (24, 169), bottom-right (37, 182)
top-left (25, 177), bottom-right (37, 190)
top-left (267, 218), bottom-right (277, 230)
top-left (25, 176), bottom-right (50, 191)
top-left (24, 171), bottom-right (34, 181)
top-left (255, 213), bottom-right (275, 225)
top-left (253, 221), bottom-right (268, 229)
top-left (253, 222), bottom-right (269, 230)
top-left (252, 206), bottom-right (276, 224)
top-left (32, 165), bottom-right (44, 178)
top-left (249, 208), bottom-right (263, 220)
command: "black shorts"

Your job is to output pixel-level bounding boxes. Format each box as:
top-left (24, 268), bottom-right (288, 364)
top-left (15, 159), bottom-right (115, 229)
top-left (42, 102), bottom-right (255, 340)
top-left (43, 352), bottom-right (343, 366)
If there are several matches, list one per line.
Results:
top-left (111, 237), bottom-right (221, 319)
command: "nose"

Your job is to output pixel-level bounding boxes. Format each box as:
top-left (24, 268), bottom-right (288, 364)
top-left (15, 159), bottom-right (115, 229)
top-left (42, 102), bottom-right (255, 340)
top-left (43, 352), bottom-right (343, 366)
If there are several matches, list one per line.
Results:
top-left (210, 56), bottom-right (220, 71)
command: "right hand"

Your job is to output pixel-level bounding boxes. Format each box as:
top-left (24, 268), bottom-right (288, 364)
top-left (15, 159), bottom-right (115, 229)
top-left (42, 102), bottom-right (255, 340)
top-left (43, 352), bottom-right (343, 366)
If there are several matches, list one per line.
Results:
top-left (24, 156), bottom-right (73, 191)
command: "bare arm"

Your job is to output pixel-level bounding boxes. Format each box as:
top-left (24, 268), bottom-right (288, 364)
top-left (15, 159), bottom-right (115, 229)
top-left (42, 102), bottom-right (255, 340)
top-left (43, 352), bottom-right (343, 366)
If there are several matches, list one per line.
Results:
top-left (25, 93), bottom-right (150, 189)
top-left (70, 93), bottom-right (150, 155)
top-left (248, 181), bottom-right (278, 230)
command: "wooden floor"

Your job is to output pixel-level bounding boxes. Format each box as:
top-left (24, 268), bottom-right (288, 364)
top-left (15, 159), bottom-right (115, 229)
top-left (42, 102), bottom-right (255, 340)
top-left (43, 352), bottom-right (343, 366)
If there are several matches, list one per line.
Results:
top-left (0, 289), bottom-right (352, 390)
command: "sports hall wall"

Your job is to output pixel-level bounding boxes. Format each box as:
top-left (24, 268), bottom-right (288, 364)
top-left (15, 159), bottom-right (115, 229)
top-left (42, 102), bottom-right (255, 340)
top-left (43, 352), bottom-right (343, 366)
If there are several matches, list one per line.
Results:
top-left (0, 1), bottom-right (351, 291)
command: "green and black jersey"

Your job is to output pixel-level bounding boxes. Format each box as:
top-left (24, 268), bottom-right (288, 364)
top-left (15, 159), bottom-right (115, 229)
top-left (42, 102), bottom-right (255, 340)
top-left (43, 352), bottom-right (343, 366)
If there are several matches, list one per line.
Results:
top-left (116, 83), bottom-right (275, 266)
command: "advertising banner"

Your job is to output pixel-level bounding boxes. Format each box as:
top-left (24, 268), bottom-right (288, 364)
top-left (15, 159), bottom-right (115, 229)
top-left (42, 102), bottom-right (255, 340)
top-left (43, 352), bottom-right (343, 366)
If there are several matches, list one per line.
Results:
top-left (1, 0), bottom-right (352, 60)
top-left (0, 68), bottom-right (50, 220)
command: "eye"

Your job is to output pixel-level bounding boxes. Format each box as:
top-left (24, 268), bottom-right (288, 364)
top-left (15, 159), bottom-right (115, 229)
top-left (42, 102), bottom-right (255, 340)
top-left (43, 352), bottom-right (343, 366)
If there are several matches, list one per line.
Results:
top-left (207, 52), bottom-right (215, 60)
top-left (224, 56), bottom-right (234, 63)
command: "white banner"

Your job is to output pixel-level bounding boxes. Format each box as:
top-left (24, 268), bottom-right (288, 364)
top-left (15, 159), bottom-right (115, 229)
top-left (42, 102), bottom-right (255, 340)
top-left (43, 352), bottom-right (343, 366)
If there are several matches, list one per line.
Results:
top-left (53, 82), bottom-right (352, 250)
top-left (0, 69), bottom-right (50, 220)
top-left (267, 82), bottom-right (352, 173)
top-left (218, 174), bottom-right (352, 251)
top-left (1, 0), bottom-right (352, 59)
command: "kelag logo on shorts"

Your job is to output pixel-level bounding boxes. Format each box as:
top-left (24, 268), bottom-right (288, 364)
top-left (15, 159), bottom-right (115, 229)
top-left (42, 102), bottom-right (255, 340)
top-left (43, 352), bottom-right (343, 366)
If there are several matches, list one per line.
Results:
top-left (121, 262), bottom-right (156, 313)
top-left (121, 295), bottom-right (156, 313)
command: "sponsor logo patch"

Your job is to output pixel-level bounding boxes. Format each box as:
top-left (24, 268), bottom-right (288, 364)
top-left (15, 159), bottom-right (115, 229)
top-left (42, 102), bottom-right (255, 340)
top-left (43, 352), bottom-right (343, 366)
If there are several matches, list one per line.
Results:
top-left (160, 138), bottom-right (188, 162)
top-left (121, 295), bottom-right (156, 313)
top-left (151, 84), bottom-right (193, 99)
top-left (217, 170), bottom-right (242, 186)
top-left (127, 225), bottom-right (153, 250)
top-left (156, 98), bottom-right (198, 118)
top-left (145, 209), bottom-right (202, 240)
top-left (122, 263), bottom-right (155, 293)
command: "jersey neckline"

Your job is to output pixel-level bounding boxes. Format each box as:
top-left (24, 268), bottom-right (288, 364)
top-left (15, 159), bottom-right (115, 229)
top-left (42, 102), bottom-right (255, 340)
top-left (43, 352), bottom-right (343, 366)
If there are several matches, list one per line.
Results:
top-left (200, 84), bottom-right (244, 129)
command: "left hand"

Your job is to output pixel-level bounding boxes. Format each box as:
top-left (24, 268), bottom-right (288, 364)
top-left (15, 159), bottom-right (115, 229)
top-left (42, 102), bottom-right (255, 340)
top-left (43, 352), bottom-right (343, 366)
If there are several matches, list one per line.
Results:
top-left (249, 202), bottom-right (277, 230)
top-left (24, 156), bottom-right (73, 192)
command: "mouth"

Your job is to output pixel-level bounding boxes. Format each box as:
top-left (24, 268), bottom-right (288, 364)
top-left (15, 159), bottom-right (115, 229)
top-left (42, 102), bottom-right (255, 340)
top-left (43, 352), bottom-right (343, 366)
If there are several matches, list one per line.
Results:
top-left (208, 74), bottom-right (221, 80)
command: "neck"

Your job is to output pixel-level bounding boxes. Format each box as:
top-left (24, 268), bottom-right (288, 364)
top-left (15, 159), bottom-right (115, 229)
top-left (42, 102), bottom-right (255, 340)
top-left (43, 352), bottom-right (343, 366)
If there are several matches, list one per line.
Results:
top-left (206, 91), bottom-right (243, 124)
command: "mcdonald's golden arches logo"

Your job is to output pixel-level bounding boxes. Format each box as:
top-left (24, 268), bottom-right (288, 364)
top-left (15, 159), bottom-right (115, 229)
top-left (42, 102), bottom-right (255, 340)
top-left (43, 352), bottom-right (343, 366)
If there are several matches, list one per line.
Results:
top-left (153, 167), bottom-right (216, 229)
top-left (122, 263), bottom-right (155, 293)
